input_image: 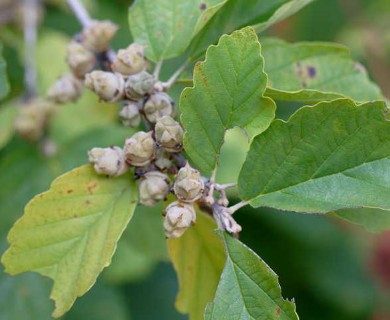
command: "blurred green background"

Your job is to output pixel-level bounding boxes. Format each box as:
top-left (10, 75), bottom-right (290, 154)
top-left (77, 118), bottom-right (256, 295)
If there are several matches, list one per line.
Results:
top-left (1, 0), bottom-right (390, 319)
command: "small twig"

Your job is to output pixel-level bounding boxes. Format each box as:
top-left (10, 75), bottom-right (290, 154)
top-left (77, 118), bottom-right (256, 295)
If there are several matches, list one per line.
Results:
top-left (205, 167), bottom-right (217, 205)
top-left (227, 200), bottom-right (250, 215)
top-left (161, 62), bottom-right (189, 90)
top-left (215, 183), bottom-right (237, 191)
top-left (67, 0), bottom-right (92, 27)
top-left (153, 60), bottom-right (163, 79)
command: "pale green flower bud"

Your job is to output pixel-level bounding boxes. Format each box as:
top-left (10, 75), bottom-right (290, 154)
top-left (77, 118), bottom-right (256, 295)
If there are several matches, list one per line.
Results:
top-left (124, 131), bottom-right (156, 166)
top-left (47, 73), bottom-right (84, 104)
top-left (112, 43), bottom-right (146, 75)
top-left (163, 201), bottom-right (196, 238)
top-left (144, 92), bottom-right (175, 123)
top-left (66, 40), bottom-right (96, 78)
top-left (173, 163), bottom-right (204, 202)
top-left (124, 71), bottom-right (155, 100)
top-left (88, 146), bottom-right (129, 176)
top-left (81, 20), bottom-right (118, 52)
top-left (139, 171), bottom-right (170, 206)
top-left (119, 101), bottom-right (141, 128)
top-left (155, 116), bottom-right (183, 152)
top-left (85, 71), bottom-right (125, 102)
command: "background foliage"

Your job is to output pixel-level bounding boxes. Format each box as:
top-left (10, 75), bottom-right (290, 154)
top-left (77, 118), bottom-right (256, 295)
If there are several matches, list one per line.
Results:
top-left (1, 0), bottom-right (390, 319)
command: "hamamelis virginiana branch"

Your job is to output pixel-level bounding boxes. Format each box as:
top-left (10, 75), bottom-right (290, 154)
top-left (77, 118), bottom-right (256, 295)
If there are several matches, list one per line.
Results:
top-left (67, 0), bottom-right (92, 27)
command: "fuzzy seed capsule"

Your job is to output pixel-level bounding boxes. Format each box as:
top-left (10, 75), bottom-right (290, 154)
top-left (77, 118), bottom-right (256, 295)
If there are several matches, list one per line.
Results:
top-left (85, 71), bottom-right (125, 102)
top-left (124, 71), bottom-right (155, 101)
top-left (173, 163), bottom-right (204, 202)
top-left (163, 201), bottom-right (196, 238)
top-left (88, 146), bottom-right (129, 176)
top-left (139, 171), bottom-right (170, 206)
top-left (66, 40), bottom-right (96, 78)
top-left (81, 20), bottom-right (118, 52)
top-left (155, 116), bottom-right (183, 152)
top-left (124, 131), bottom-right (156, 166)
top-left (14, 99), bottom-right (54, 141)
top-left (119, 101), bottom-right (141, 128)
top-left (144, 92), bottom-right (175, 123)
top-left (154, 151), bottom-right (173, 171)
top-left (112, 43), bottom-right (146, 75)
top-left (47, 73), bottom-right (84, 104)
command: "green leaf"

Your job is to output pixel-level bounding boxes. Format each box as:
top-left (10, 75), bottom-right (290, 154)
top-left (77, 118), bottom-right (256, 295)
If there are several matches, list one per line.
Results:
top-left (331, 208), bottom-right (390, 233)
top-left (1, 165), bottom-right (138, 318)
top-left (239, 99), bottom-right (390, 213)
top-left (0, 102), bottom-right (17, 150)
top-left (0, 43), bottom-right (9, 100)
top-left (168, 210), bottom-right (225, 320)
top-left (205, 232), bottom-right (298, 320)
top-left (188, 0), bottom-right (314, 59)
top-left (262, 38), bottom-right (383, 103)
top-left (180, 27), bottom-right (275, 174)
top-left (128, 0), bottom-right (227, 62)
top-left (253, 0), bottom-right (315, 33)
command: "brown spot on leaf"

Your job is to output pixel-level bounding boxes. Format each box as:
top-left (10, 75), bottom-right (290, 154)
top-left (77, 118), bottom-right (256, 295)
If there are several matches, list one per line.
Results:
top-left (276, 307), bottom-right (281, 316)
top-left (200, 3), bottom-right (207, 10)
top-left (67, 189), bottom-right (73, 194)
top-left (85, 200), bottom-right (91, 205)
top-left (87, 181), bottom-right (97, 194)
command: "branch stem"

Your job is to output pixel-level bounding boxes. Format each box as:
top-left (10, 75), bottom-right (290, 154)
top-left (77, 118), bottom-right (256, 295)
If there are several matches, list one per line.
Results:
top-left (215, 183), bottom-right (237, 190)
top-left (153, 60), bottom-right (163, 79)
top-left (67, 0), bottom-right (92, 27)
top-left (227, 200), bottom-right (250, 215)
top-left (161, 62), bottom-right (188, 90)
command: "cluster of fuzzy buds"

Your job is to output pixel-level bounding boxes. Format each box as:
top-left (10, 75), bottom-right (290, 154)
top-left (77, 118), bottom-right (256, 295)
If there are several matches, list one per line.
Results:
top-left (14, 20), bottom-right (122, 144)
top-left (81, 24), bottom-right (244, 239)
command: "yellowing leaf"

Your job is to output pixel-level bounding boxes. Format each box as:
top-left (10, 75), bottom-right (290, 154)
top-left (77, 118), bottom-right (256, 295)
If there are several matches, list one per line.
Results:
top-left (1, 165), bottom-right (138, 318)
top-left (168, 211), bottom-right (225, 320)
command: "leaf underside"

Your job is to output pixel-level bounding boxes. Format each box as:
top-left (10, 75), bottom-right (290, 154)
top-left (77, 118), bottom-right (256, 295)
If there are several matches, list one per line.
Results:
top-left (239, 99), bottom-right (390, 214)
top-left (205, 232), bottom-right (298, 320)
top-left (1, 165), bottom-right (138, 317)
top-left (180, 26), bottom-right (275, 174)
